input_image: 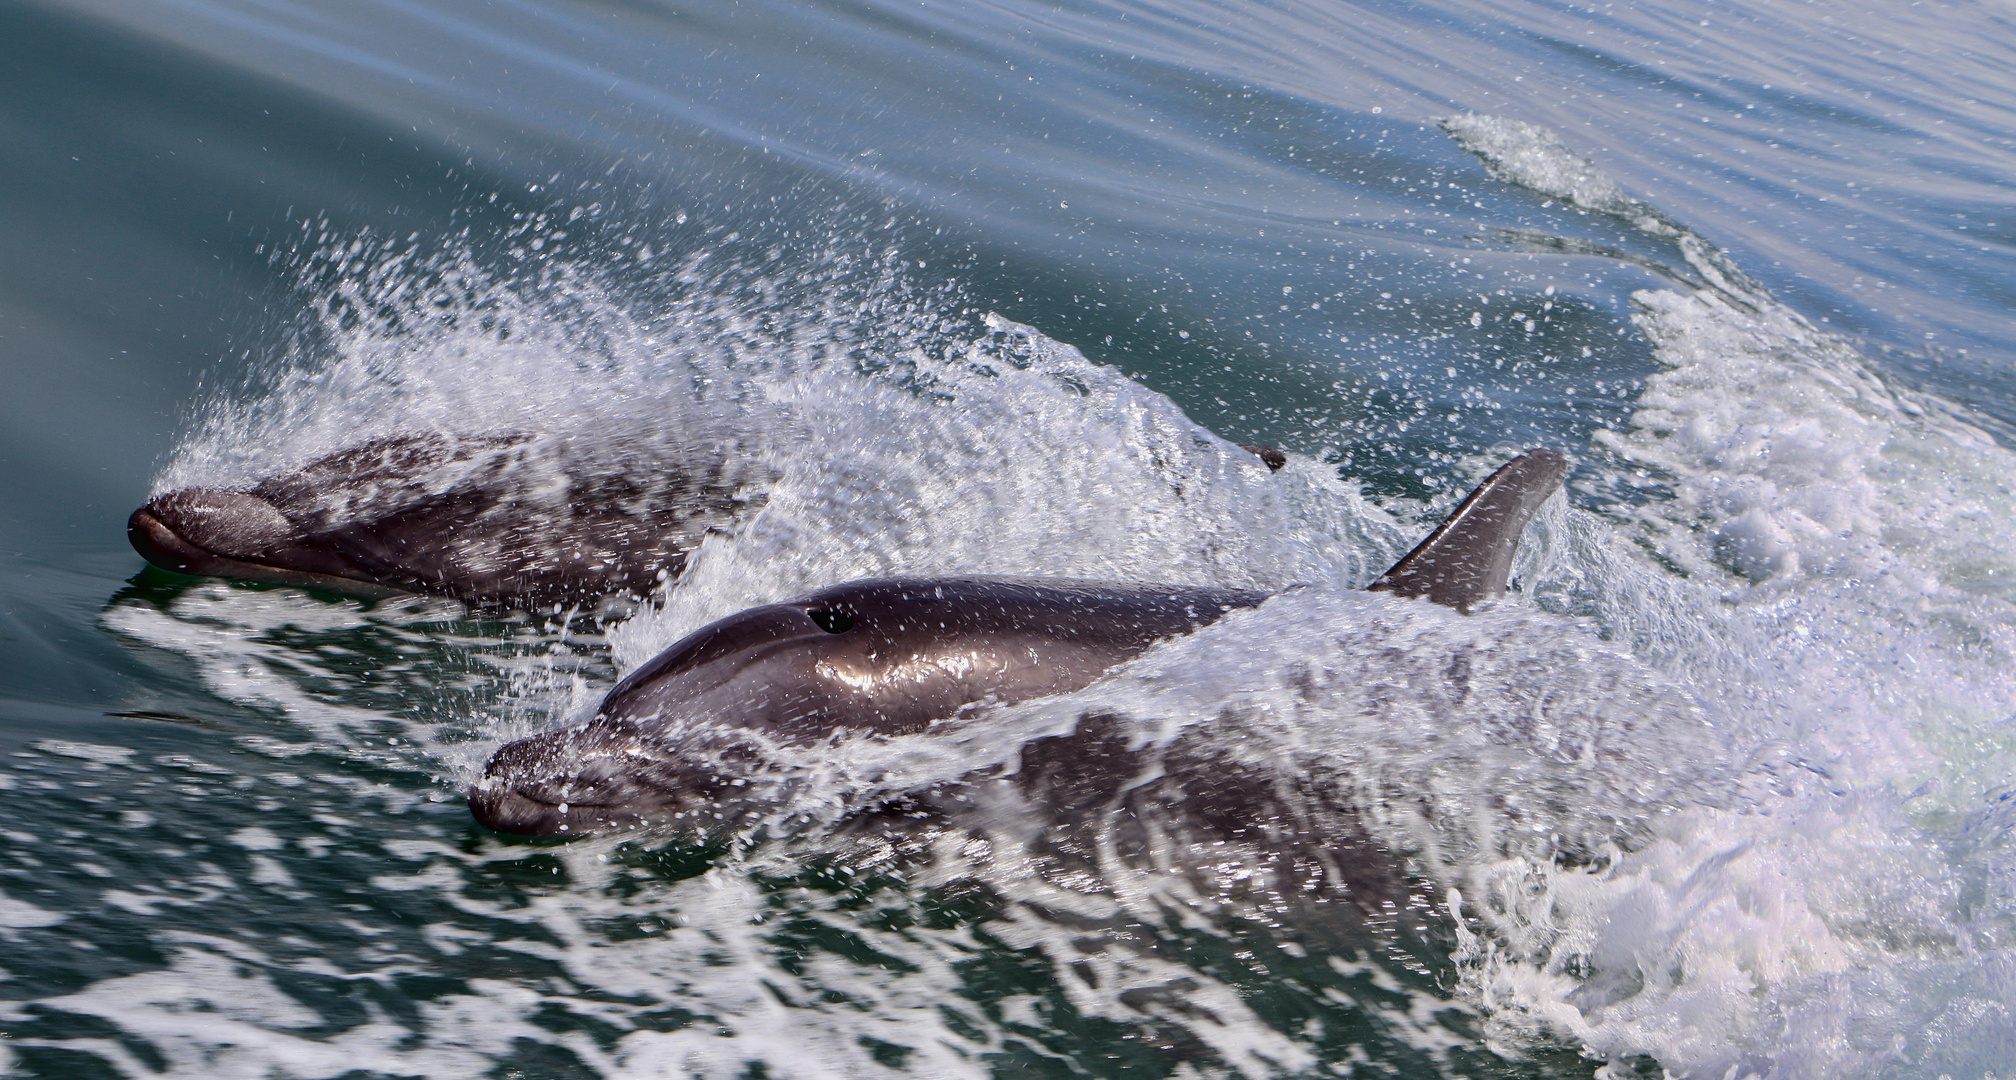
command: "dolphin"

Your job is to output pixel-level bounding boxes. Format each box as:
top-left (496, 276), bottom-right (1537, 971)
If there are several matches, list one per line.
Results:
top-left (128, 431), bottom-right (763, 608)
top-left (130, 435), bottom-right (1290, 609)
top-left (468, 448), bottom-right (1571, 836)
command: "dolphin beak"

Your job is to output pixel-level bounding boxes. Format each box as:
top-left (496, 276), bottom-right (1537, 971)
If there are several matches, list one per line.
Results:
top-left (469, 727), bottom-right (734, 838)
top-left (128, 506), bottom-right (212, 576)
top-left (467, 779), bottom-right (595, 836)
top-left (136, 488), bottom-right (294, 557)
top-left (128, 489), bottom-right (404, 598)
top-left (465, 774), bottom-right (694, 837)
top-left (129, 486), bottom-right (300, 579)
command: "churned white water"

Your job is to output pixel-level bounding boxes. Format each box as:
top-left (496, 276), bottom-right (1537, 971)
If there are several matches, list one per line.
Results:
top-left (1437, 114), bottom-right (2016, 1080)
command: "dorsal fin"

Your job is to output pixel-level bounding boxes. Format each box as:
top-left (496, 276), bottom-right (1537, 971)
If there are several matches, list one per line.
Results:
top-left (1367, 448), bottom-right (1569, 612)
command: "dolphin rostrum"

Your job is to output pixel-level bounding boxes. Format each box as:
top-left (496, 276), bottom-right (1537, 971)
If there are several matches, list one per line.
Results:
top-left (468, 448), bottom-right (1571, 836)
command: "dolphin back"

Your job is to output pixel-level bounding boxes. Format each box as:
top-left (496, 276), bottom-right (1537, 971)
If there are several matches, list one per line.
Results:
top-left (1367, 448), bottom-right (1569, 611)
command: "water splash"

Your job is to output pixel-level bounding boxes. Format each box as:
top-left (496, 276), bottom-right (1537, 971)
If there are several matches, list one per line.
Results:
top-left (1444, 112), bottom-right (2016, 1080)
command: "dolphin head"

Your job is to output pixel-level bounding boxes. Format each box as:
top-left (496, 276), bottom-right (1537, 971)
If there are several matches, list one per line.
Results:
top-left (466, 592), bottom-right (963, 838)
top-left (466, 720), bottom-right (749, 836)
top-left (129, 487), bottom-right (407, 598)
top-left (467, 600), bottom-right (853, 837)
top-left (127, 433), bottom-right (522, 599)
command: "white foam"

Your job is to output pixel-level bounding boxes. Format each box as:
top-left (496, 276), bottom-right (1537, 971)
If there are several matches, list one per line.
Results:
top-left (1441, 113), bottom-right (1644, 220)
top-left (1441, 112), bottom-right (2016, 1080)
top-left (229, 827), bottom-right (285, 851)
top-left (0, 892), bottom-right (66, 930)
top-left (30, 740), bottom-right (137, 767)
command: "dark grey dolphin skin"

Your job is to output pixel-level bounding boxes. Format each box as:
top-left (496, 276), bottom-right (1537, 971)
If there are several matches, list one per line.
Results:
top-left (470, 577), bottom-right (1272, 834)
top-left (469, 448), bottom-right (1570, 837)
top-left (130, 437), bottom-right (1285, 608)
top-left (129, 432), bottom-right (759, 608)
top-left (1367, 447), bottom-right (1571, 611)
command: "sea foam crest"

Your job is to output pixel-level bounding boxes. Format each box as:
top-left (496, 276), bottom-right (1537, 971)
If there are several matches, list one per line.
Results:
top-left (1445, 113), bottom-right (2016, 1080)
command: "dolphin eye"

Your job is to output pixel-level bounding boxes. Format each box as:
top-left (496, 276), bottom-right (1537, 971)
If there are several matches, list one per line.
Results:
top-left (807, 609), bottom-right (854, 634)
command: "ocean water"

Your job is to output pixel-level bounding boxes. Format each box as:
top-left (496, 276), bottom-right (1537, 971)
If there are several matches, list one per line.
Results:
top-left (3, 0), bottom-right (2015, 1077)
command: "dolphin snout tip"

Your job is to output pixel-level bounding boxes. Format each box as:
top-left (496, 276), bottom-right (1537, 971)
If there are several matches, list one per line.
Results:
top-left (465, 777), bottom-right (699, 838)
top-left (128, 505), bottom-right (203, 575)
top-left (143, 488), bottom-right (293, 556)
top-left (471, 731), bottom-right (725, 837)
top-left (129, 488), bottom-right (296, 577)
top-left (467, 779), bottom-right (580, 836)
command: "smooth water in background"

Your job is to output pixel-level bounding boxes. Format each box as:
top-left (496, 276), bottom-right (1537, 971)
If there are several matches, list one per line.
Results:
top-left (3, 1), bottom-right (2015, 1077)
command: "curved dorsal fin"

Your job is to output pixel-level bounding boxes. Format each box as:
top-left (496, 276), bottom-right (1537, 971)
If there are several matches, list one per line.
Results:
top-left (1367, 448), bottom-right (1569, 612)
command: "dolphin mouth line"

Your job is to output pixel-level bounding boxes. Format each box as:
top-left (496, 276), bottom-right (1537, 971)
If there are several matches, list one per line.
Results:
top-left (128, 507), bottom-right (408, 599)
top-left (466, 778), bottom-right (660, 837)
top-left (474, 779), bottom-right (618, 812)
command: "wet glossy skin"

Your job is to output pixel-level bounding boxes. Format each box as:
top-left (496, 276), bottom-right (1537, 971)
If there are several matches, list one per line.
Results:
top-left (1366, 447), bottom-right (1569, 611)
top-left (467, 576), bottom-right (1270, 834)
